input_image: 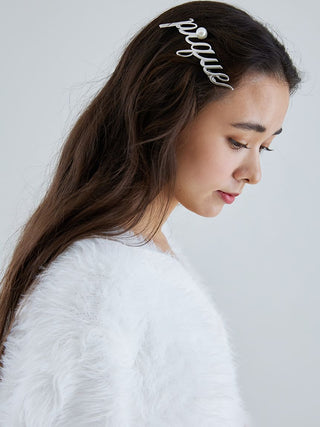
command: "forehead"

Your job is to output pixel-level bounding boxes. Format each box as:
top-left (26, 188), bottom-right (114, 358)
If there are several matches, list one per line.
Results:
top-left (199, 74), bottom-right (290, 131)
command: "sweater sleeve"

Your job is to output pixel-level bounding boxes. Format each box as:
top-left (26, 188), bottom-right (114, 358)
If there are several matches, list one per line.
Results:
top-left (0, 267), bottom-right (138, 427)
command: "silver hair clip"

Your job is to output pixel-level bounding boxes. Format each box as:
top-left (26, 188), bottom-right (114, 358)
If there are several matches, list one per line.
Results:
top-left (159, 18), bottom-right (233, 90)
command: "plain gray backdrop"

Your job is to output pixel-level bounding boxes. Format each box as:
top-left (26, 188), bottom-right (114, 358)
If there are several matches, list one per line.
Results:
top-left (1, 1), bottom-right (319, 426)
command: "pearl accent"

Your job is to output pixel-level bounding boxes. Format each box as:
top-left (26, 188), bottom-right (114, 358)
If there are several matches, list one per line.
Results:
top-left (196, 27), bottom-right (207, 39)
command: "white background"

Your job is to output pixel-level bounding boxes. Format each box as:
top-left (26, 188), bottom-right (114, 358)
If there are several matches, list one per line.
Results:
top-left (0, 1), bottom-right (319, 426)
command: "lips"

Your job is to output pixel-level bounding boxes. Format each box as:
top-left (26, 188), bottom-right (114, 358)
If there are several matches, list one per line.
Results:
top-left (217, 190), bottom-right (239, 204)
top-left (221, 192), bottom-right (240, 197)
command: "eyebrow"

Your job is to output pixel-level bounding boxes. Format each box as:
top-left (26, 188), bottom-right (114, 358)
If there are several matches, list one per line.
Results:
top-left (231, 122), bottom-right (283, 136)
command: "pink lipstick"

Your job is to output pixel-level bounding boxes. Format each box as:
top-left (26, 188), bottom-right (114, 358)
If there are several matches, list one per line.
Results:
top-left (217, 190), bottom-right (237, 204)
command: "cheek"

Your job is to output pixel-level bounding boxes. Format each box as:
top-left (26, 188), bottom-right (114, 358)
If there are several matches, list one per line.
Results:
top-left (203, 149), bottom-right (231, 181)
top-left (177, 140), bottom-right (232, 186)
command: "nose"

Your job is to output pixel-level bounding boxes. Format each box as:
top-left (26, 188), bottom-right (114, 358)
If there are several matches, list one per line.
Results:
top-left (235, 150), bottom-right (262, 185)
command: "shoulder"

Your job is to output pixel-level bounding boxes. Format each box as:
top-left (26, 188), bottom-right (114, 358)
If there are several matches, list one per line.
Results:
top-left (0, 237), bottom-right (153, 423)
top-left (15, 236), bottom-right (152, 322)
top-left (9, 234), bottom-right (182, 345)
top-left (46, 233), bottom-right (178, 279)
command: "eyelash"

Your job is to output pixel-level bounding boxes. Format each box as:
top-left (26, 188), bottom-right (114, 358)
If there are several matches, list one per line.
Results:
top-left (228, 138), bottom-right (274, 153)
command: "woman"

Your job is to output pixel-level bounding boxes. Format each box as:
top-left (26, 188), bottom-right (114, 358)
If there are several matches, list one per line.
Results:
top-left (0, 1), bottom-right (301, 425)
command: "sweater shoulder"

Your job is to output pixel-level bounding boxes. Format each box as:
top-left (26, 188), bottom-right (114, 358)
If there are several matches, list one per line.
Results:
top-left (14, 236), bottom-right (155, 325)
top-left (0, 237), bottom-right (152, 424)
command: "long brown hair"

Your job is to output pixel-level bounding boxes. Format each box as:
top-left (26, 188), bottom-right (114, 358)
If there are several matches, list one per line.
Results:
top-left (0, 1), bottom-right (301, 368)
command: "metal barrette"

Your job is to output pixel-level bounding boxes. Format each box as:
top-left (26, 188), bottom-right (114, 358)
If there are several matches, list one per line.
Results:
top-left (159, 17), bottom-right (233, 90)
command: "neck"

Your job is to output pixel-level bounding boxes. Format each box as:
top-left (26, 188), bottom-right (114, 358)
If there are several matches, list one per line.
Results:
top-left (129, 193), bottom-right (178, 241)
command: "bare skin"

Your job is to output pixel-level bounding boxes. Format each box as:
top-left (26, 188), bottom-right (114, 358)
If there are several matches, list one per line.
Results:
top-left (131, 72), bottom-right (290, 254)
top-left (152, 233), bottom-right (176, 257)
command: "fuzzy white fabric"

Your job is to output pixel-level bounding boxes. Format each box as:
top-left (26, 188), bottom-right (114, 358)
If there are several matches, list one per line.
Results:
top-left (0, 222), bottom-right (252, 426)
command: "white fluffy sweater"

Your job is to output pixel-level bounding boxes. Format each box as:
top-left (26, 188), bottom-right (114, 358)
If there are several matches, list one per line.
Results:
top-left (0, 223), bottom-right (252, 426)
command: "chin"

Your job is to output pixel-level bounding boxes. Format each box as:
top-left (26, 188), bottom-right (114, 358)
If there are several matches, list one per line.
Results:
top-left (179, 200), bottom-right (224, 218)
top-left (201, 206), bottom-right (224, 218)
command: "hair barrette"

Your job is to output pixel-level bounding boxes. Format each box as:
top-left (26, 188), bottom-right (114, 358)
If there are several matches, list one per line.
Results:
top-left (159, 18), bottom-right (233, 90)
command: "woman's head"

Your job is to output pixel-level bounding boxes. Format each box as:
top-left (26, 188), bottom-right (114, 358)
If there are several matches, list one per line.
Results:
top-left (174, 72), bottom-right (290, 218)
top-left (0, 1), bottom-right (302, 366)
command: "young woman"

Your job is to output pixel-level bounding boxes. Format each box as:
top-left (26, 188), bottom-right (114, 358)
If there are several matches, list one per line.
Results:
top-left (0, 1), bottom-right (301, 425)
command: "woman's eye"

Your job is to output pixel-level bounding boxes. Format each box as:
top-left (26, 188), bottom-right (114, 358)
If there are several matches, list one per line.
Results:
top-left (228, 138), bottom-right (274, 153)
top-left (228, 138), bottom-right (247, 150)
top-left (260, 146), bottom-right (274, 153)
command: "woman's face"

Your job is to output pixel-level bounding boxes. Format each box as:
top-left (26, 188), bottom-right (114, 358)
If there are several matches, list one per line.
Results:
top-left (173, 73), bottom-right (290, 217)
